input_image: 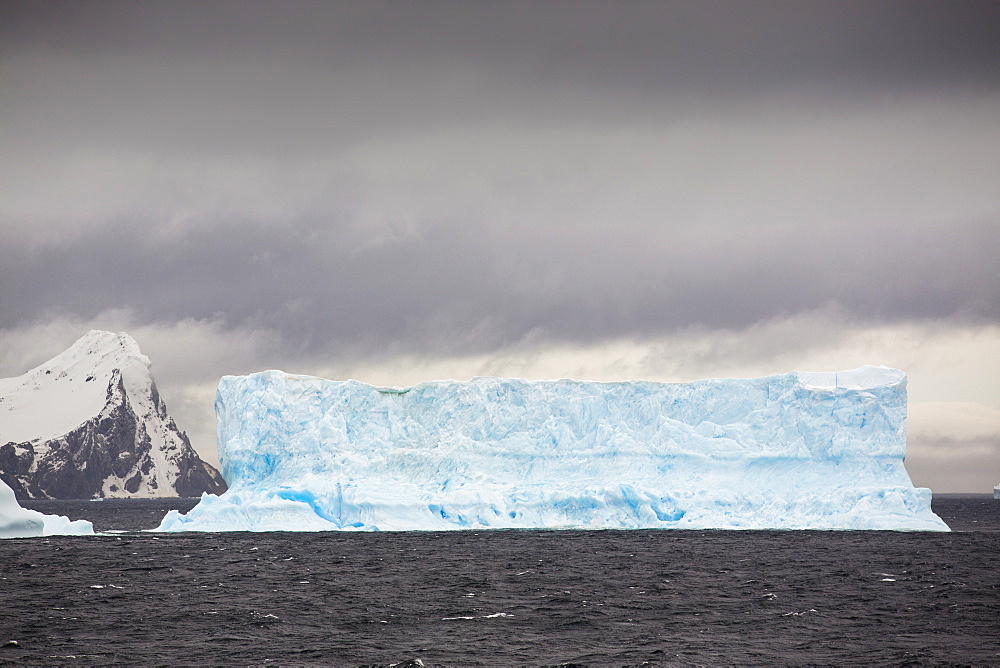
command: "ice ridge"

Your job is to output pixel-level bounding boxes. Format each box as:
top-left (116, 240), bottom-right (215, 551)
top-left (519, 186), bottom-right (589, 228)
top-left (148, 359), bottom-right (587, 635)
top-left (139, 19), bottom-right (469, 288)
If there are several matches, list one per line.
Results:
top-left (157, 366), bottom-right (948, 532)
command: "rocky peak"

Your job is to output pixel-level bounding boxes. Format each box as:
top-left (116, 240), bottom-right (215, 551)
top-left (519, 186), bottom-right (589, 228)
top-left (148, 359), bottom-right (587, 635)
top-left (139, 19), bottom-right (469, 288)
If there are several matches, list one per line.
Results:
top-left (0, 331), bottom-right (227, 500)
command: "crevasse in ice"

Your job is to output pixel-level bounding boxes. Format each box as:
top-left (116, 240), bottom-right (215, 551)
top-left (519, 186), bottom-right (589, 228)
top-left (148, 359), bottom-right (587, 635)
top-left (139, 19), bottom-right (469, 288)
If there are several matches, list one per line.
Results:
top-left (157, 366), bottom-right (948, 532)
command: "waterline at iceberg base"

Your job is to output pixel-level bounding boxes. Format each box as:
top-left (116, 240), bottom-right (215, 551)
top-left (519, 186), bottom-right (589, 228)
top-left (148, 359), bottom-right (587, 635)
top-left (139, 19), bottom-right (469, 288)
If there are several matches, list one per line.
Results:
top-left (157, 367), bottom-right (948, 532)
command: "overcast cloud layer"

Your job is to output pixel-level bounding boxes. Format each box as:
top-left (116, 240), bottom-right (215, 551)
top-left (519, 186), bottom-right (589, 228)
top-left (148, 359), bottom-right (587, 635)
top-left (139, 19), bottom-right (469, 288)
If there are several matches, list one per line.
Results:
top-left (1, 1), bottom-right (997, 491)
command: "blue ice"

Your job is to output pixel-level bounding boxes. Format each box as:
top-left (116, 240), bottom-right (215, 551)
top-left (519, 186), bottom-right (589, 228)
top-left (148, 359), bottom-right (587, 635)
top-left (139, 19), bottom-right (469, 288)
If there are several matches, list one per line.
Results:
top-left (157, 366), bottom-right (948, 532)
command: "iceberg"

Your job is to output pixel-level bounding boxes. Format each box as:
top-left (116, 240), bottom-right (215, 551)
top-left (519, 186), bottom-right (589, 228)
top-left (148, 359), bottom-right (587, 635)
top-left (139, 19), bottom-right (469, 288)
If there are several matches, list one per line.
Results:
top-left (0, 479), bottom-right (93, 538)
top-left (157, 366), bottom-right (948, 532)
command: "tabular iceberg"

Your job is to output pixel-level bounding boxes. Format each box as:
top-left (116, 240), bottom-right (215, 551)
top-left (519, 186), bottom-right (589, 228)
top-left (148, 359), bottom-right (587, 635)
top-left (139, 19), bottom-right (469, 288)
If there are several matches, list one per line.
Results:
top-left (157, 366), bottom-right (948, 532)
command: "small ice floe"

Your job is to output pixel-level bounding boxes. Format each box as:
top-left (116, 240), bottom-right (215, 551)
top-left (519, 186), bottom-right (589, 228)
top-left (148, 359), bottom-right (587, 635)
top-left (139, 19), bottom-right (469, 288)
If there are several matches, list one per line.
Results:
top-left (441, 612), bottom-right (513, 621)
top-left (881, 578), bottom-right (896, 582)
top-left (782, 609), bottom-right (817, 617)
top-left (250, 611), bottom-right (280, 623)
top-left (89, 585), bottom-right (105, 589)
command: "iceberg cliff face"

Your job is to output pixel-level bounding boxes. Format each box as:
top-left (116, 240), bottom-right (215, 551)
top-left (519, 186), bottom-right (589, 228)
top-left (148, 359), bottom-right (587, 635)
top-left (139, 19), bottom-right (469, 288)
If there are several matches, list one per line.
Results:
top-left (158, 366), bottom-right (948, 532)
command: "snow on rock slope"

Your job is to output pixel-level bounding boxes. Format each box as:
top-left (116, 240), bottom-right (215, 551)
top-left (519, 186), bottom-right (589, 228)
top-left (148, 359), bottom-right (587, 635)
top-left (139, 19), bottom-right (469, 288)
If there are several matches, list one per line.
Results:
top-left (158, 367), bottom-right (948, 532)
top-left (0, 330), bottom-right (226, 500)
top-left (0, 478), bottom-right (92, 537)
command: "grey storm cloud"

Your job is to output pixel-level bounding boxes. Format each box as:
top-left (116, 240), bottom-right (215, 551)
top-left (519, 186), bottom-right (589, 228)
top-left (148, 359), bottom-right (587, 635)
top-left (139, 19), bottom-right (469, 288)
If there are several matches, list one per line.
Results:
top-left (2, 215), bottom-right (995, 360)
top-left (1, 0), bottom-right (998, 358)
top-left (3, 0), bottom-right (999, 156)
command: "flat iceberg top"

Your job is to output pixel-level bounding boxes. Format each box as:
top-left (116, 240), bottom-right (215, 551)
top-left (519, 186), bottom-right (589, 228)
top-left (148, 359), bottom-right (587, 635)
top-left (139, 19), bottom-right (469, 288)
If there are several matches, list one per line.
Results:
top-left (795, 366), bottom-right (904, 391)
top-left (158, 366), bottom-right (948, 533)
top-left (273, 363), bottom-right (904, 394)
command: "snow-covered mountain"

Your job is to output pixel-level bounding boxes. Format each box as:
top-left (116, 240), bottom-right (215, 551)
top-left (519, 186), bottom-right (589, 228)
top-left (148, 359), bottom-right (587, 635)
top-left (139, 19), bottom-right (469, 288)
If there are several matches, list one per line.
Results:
top-left (0, 330), bottom-right (226, 499)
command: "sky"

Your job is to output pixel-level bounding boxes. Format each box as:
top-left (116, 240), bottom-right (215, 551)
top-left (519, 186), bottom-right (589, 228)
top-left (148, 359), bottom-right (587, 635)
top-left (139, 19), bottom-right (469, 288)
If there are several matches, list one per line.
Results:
top-left (1, 0), bottom-right (997, 492)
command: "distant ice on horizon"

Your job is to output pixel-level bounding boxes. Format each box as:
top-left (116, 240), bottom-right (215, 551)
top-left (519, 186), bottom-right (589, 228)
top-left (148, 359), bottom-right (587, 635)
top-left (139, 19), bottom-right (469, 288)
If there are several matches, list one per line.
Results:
top-left (158, 366), bottom-right (948, 532)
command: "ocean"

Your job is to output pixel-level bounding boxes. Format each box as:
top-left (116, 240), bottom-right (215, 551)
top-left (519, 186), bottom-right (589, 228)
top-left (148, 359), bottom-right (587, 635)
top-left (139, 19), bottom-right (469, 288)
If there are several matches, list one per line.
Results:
top-left (1, 495), bottom-right (998, 665)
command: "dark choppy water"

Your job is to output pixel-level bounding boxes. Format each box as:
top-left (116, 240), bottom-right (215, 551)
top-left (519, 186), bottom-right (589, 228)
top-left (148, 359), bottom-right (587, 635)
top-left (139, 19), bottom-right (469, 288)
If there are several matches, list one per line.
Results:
top-left (1, 496), bottom-right (997, 665)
